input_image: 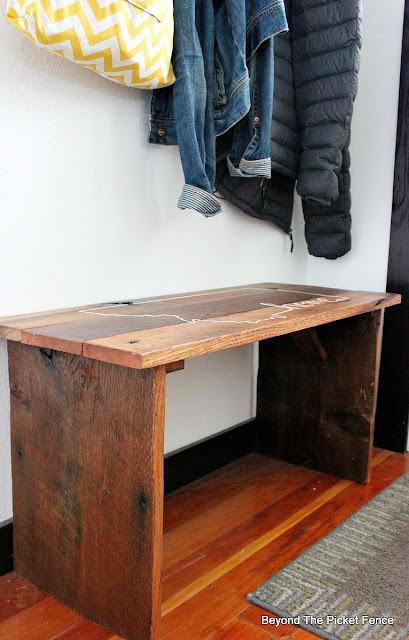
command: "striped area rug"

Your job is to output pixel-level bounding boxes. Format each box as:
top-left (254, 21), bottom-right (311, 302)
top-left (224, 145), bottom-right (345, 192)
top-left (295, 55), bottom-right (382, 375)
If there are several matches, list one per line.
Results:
top-left (248, 472), bottom-right (409, 640)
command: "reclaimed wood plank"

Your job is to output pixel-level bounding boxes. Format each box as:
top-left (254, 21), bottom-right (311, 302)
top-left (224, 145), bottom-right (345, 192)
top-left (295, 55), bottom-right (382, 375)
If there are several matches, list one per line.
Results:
top-left (0, 286), bottom-right (398, 369)
top-left (0, 284), bottom-right (315, 341)
top-left (0, 451), bottom-right (407, 640)
top-left (291, 328), bottom-right (327, 365)
top-left (0, 303), bottom-right (116, 342)
top-left (20, 289), bottom-right (321, 350)
top-left (256, 311), bottom-right (383, 484)
top-left (8, 342), bottom-right (166, 640)
top-left (80, 291), bottom-right (399, 369)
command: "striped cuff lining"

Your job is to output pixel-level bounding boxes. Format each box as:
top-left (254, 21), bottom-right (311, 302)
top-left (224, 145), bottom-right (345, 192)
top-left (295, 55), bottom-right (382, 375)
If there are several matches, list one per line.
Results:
top-left (177, 184), bottom-right (222, 217)
top-left (227, 156), bottom-right (272, 178)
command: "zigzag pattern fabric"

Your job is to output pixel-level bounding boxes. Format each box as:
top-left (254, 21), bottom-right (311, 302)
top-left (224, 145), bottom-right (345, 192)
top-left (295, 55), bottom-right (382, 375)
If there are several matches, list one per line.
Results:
top-left (7, 0), bottom-right (175, 88)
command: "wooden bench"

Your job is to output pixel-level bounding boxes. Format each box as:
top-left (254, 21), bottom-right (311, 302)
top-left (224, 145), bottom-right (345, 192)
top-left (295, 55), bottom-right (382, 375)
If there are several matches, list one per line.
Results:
top-left (0, 283), bottom-right (400, 640)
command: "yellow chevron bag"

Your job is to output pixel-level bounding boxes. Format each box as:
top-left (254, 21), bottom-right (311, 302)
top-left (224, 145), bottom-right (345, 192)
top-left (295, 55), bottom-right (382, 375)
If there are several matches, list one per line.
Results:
top-left (6, 0), bottom-right (175, 89)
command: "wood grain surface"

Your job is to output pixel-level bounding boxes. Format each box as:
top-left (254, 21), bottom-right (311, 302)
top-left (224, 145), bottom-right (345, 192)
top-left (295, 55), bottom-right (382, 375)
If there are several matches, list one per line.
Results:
top-left (0, 284), bottom-right (400, 369)
top-left (256, 312), bottom-right (383, 483)
top-left (8, 342), bottom-right (166, 640)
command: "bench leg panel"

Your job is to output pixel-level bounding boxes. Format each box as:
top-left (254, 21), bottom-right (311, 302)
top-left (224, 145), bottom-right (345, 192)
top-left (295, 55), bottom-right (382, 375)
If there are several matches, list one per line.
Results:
top-left (256, 311), bottom-right (382, 484)
top-left (8, 342), bottom-right (165, 640)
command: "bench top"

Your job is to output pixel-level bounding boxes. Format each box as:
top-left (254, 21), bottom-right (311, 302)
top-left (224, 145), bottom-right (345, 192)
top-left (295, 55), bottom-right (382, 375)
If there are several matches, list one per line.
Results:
top-left (0, 283), bottom-right (400, 369)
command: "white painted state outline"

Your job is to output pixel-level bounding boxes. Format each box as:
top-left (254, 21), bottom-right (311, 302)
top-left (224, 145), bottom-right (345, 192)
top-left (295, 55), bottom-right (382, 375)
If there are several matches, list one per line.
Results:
top-left (78, 288), bottom-right (349, 327)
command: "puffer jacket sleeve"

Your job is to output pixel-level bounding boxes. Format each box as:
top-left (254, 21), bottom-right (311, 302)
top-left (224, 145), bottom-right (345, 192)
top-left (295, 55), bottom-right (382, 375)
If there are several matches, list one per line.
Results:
top-left (291, 0), bottom-right (362, 206)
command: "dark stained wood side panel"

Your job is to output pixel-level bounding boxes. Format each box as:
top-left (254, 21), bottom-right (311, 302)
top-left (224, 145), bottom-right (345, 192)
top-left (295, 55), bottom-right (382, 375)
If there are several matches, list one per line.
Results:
top-left (256, 312), bottom-right (382, 484)
top-left (8, 343), bottom-right (166, 640)
top-left (375, 2), bottom-right (409, 453)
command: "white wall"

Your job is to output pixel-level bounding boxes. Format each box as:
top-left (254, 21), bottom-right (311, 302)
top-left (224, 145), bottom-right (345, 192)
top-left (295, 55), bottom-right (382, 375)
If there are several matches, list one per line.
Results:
top-left (0, 0), bottom-right (404, 524)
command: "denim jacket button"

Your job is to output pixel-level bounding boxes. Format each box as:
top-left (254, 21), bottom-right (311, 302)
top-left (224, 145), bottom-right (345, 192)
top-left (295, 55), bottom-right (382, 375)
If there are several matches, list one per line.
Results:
top-left (253, 116), bottom-right (260, 125)
top-left (157, 127), bottom-right (166, 137)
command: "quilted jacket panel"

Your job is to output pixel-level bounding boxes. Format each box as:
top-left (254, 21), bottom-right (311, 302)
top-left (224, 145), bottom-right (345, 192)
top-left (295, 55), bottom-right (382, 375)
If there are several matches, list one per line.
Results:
top-left (216, 0), bottom-right (362, 259)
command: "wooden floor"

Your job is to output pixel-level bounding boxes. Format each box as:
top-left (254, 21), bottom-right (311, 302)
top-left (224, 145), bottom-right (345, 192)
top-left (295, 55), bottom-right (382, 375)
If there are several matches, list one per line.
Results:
top-left (1, 448), bottom-right (408, 640)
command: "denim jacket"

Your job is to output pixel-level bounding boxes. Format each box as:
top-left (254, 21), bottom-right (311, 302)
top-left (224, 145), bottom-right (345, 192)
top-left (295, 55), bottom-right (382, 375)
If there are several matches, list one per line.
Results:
top-left (149, 0), bottom-right (288, 216)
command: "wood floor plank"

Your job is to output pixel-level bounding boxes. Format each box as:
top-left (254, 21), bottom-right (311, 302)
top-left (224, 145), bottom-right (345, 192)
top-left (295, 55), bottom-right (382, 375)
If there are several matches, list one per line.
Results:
top-left (162, 473), bottom-right (338, 611)
top-left (0, 575), bottom-right (47, 624)
top-left (52, 620), bottom-right (114, 639)
top-left (164, 454), bottom-right (288, 533)
top-left (161, 452), bottom-right (406, 640)
top-left (210, 617), bottom-right (279, 639)
top-left (0, 597), bottom-right (81, 640)
top-left (0, 572), bottom-right (16, 586)
top-left (163, 463), bottom-right (319, 570)
top-left (162, 475), bottom-right (349, 617)
top-left (290, 631), bottom-right (321, 639)
top-left (240, 607), bottom-right (303, 638)
top-left (162, 451), bottom-right (391, 614)
top-left (164, 449), bottom-right (389, 536)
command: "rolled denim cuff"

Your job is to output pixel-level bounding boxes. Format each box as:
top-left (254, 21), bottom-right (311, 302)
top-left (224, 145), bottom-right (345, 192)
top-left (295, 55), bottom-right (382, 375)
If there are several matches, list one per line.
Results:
top-left (178, 185), bottom-right (222, 217)
top-left (227, 156), bottom-right (272, 178)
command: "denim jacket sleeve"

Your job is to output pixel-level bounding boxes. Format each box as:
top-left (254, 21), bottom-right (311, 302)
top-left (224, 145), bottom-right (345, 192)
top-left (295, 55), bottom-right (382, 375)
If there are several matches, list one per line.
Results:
top-left (149, 0), bottom-right (221, 216)
top-left (149, 0), bottom-right (287, 217)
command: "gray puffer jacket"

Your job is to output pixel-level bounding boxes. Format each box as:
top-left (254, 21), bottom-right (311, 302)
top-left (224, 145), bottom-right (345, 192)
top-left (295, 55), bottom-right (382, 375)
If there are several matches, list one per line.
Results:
top-left (216, 0), bottom-right (362, 259)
